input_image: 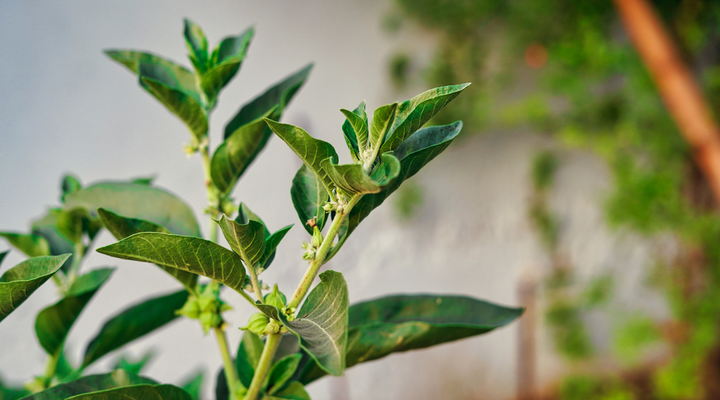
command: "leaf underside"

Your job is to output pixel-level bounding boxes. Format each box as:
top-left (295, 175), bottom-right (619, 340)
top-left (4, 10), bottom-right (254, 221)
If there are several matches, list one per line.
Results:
top-left (0, 254), bottom-right (69, 323)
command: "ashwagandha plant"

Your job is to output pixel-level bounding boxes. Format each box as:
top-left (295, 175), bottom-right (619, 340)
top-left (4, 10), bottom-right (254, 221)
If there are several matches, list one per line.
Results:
top-left (0, 19), bottom-right (522, 400)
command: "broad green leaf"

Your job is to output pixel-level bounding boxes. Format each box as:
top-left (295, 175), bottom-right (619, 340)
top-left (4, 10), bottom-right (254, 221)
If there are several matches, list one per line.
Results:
top-left (31, 222), bottom-right (75, 272)
top-left (201, 28), bottom-right (253, 105)
top-left (267, 354), bottom-right (302, 395)
top-left (258, 224), bottom-right (293, 272)
top-left (265, 119), bottom-right (339, 194)
top-left (140, 72), bottom-right (208, 142)
top-left (279, 271), bottom-right (349, 376)
top-left (180, 370), bottom-right (204, 400)
top-left (217, 215), bottom-right (265, 270)
top-left (0, 254), bottom-right (69, 323)
top-left (291, 165), bottom-right (329, 235)
top-left (0, 233), bottom-right (50, 258)
top-left (321, 153), bottom-right (400, 196)
top-left (265, 381), bottom-right (311, 400)
top-left (64, 182), bottom-right (201, 237)
top-left (210, 108), bottom-right (278, 194)
top-left (65, 384), bottom-right (192, 400)
top-left (104, 50), bottom-right (199, 96)
top-left (22, 370), bottom-right (156, 400)
top-left (96, 233), bottom-right (246, 293)
top-left (340, 103), bottom-right (368, 154)
top-left (368, 102), bottom-right (398, 156)
top-left (82, 289), bottom-right (188, 368)
top-left (225, 64), bottom-right (313, 139)
top-left (97, 208), bottom-right (197, 292)
top-left (33, 209), bottom-right (82, 245)
top-left (61, 174), bottom-right (83, 203)
top-left (298, 293), bottom-right (523, 384)
top-left (331, 122), bottom-right (463, 256)
top-left (0, 375), bottom-right (29, 400)
top-left (380, 83), bottom-right (470, 153)
top-left (183, 19), bottom-right (209, 73)
top-left (35, 268), bottom-right (114, 356)
top-left (236, 331), bottom-right (264, 388)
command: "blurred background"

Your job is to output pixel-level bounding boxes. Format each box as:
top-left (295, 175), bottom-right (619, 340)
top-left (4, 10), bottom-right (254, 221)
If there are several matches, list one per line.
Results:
top-left (2, 0), bottom-right (720, 399)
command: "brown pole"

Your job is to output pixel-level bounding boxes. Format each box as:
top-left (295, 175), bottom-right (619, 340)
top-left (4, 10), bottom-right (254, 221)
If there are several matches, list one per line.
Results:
top-left (517, 275), bottom-right (536, 400)
top-left (613, 0), bottom-right (720, 203)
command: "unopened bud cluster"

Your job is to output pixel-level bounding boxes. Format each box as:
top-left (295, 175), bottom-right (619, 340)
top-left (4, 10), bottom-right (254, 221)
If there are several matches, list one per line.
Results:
top-left (323, 191), bottom-right (348, 215)
top-left (302, 226), bottom-right (324, 260)
top-left (241, 285), bottom-right (287, 337)
top-left (176, 283), bottom-right (231, 334)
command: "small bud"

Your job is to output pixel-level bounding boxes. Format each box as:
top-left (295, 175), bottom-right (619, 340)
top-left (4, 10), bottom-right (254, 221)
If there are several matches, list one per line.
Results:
top-left (305, 217), bottom-right (317, 228)
top-left (263, 319), bottom-right (281, 335)
top-left (323, 201), bottom-right (337, 212)
top-left (241, 312), bottom-right (270, 336)
top-left (312, 226), bottom-right (323, 248)
top-left (198, 296), bottom-right (215, 313)
top-left (200, 311), bottom-right (223, 334)
top-left (176, 297), bottom-right (201, 319)
top-left (264, 284), bottom-right (287, 309)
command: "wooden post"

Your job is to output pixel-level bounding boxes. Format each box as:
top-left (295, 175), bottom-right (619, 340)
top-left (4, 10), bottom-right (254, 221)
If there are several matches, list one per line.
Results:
top-left (517, 274), bottom-right (537, 400)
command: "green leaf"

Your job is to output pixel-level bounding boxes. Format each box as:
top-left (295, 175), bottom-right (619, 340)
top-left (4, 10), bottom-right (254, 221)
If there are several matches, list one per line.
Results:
top-left (265, 119), bottom-right (339, 194)
top-left (298, 293), bottom-right (523, 384)
top-left (267, 354), bottom-right (302, 395)
top-left (279, 271), bottom-right (349, 377)
top-left (180, 370), bottom-right (204, 400)
top-left (61, 174), bottom-right (83, 203)
top-left (183, 19), bottom-right (209, 73)
top-left (210, 108), bottom-right (278, 194)
top-left (201, 27), bottom-right (253, 105)
top-left (82, 289), bottom-right (189, 368)
top-left (96, 233), bottom-right (246, 293)
top-left (64, 384), bottom-right (192, 400)
top-left (32, 210), bottom-right (77, 271)
top-left (22, 370), bottom-right (156, 400)
top-left (1, 376), bottom-right (29, 400)
top-left (35, 268), bottom-right (114, 356)
top-left (291, 165), bottom-right (330, 235)
top-left (112, 352), bottom-right (154, 375)
top-left (64, 182), bottom-right (201, 237)
top-left (236, 331), bottom-right (264, 388)
top-left (0, 233), bottom-right (50, 258)
top-left (340, 103), bottom-right (369, 154)
top-left (321, 153), bottom-right (401, 196)
top-left (380, 83), bottom-right (470, 153)
top-left (0, 251), bottom-right (7, 268)
top-left (217, 215), bottom-right (265, 270)
top-left (104, 50), bottom-right (199, 96)
top-left (97, 208), bottom-right (198, 292)
top-left (258, 224), bottom-right (293, 272)
top-left (368, 102), bottom-right (398, 156)
top-left (0, 254), bottom-right (69, 323)
top-left (340, 102), bottom-right (365, 163)
top-left (265, 381), bottom-right (311, 400)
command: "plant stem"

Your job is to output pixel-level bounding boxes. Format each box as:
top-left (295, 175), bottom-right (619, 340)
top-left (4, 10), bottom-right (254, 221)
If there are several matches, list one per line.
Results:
top-left (215, 327), bottom-right (243, 400)
top-left (40, 348), bottom-right (61, 389)
top-left (244, 332), bottom-right (281, 400)
top-left (245, 263), bottom-right (264, 302)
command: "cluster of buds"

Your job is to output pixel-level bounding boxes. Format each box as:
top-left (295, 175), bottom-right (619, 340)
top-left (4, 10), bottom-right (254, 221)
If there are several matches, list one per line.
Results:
top-left (183, 137), bottom-right (209, 157)
top-left (323, 191), bottom-right (349, 215)
top-left (176, 282), bottom-right (232, 334)
top-left (241, 285), bottom-right (288, 337)
top-left (242, 276), bottom-right (269, 293)
top-left (302, 225), bottom-right (324, 260)
top-left (219, 196), bottom-right (238, 216)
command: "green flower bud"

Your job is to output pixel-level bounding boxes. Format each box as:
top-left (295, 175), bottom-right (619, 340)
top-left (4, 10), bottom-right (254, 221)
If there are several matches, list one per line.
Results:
top-left (312, 226), bottom-right (323, 248)
top-left (264, 284), bottom-right (287, 309)
top-left (264, 319), bottom-right (281, 335)
top-left (241, 312), bottom-right (270, 336)
top-left (176, 297), bottom-right (201, 319)
top-left (200, 311), bottom-right (223, 334)
top-left (198, 296), bottom-right (215, 313)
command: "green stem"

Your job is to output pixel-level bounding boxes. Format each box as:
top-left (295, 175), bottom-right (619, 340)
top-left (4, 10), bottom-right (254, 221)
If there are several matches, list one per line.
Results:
top-left (215, 327), bottom-right (243, 400)
top-left (244, 332), bottom-right (281, 400)
top-left (40, 348), bottom-right (62, 389)
top-left (245, 263), bottom-right (264, 302)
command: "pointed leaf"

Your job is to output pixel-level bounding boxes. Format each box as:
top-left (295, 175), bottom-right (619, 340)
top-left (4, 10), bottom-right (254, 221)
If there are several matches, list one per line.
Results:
top-left (380, 83), bottom-right (470, 153)
top-left (183, 19), bottom-right (209, 73)
top-left (0, 254), bottom-right (69, 323)
top-left (0, 251), bottom-right (7, 268)
top-left (97, 233), bottom-right (246, 293)
top-left (291, 165), bottom-right (329, 235)
top-left (321, 153), bottom-right (400, 196)
top-left (61, 174), bottom-right (83, 203)
top-left (64, 182), bottom-right (201, 237)
top-left (180, 371), bottom-right (204, 400)
top-left (340, 103), bottom-right (368, 153)
top-left (65, 384), bottom-right (192, 400)
top-left (22, 370), bottom-right (156, 400)
top-left (36, 268), bottom-right (114, 356)
top-left (201, 28), bottom-right (253, 105)
top-left (112, 352), bottom-right (154, 375)
top-left (98, 208), bottom-right (197, 291)
top-left (140, 74), bottom-right (208, 142)
top-left (267, 354), bottom-right (302, 395)
top-left (265, 119), bottom-right (338, 194)
top-left (0, 233), bottom-right (50, 258)
top-left (104, 50), bottom-right (198, 96)
top-left (259, 225), bottom-right (293, 272)
top-left (279, 271), bottom-right (349, 376)
top-left (368, 102), bottom-right (398, 156)
top-left (235, 331), bottom-right (264, 388)
top-left (217, 215), bottom-right (265, 271)
top-left (210, 108), bottom-right (278, 194)
top-left (265, 381), bottom-right (311, 400)
top-left (82, 289), bottom-right (189, 368)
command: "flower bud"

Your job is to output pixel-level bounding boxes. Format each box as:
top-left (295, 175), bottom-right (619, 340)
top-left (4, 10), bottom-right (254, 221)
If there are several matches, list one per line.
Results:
top-left (241, 312), bottom-right (270, 336)
top-left (263, 319), bottom-right (281, 335)
top-left (312, 226), bottom-right (323, 248)
top-left (264, 284), bottom-right (287, 309)
top-left (200, 310), bottom-right (223, 334)
top-left (176, 297), bottom-right (201, 319)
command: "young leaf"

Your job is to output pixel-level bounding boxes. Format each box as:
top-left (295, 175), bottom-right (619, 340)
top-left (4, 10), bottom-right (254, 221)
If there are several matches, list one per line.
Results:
top-left (259, 224), bottom-right (293, 272)
top-left (340, 103), bottom-right (369, 153)
top-left (266, 381), bottom-right (311, 400)
top-left (236, 331), bottom-right (264, 388)
top-left (0, 232), bottom-right (50, 258)
top-left (61, 174), bottom-right (83, 203)
top-left (35, 268), bottom-right (114, 356)
top-left (82, 289), bottom-right (189, 368)
top-left (320, 153), bottom-right (400, 196)
top-left (0, 254), bottom-right (69, 323)
top-left (97, 208), bottom-right (198, 292)
top-left (340, 102), bottom-right (365, 163)
top-left (183, 19), bottom-right (209, 73)
top-left (96, 233), bottom-right (246, 293)
top-left (201, 27), bottom-right (253, 105)
top-left (298, 293), bottom-right (523, 384)
top-left (291, 164), bottom-right (330, 235)
top-left (279, 270), bottom-right (349, 376)
top-left (368, 102), bottom-right (398, 158)
top-left (64, 182), bottom-right (201, 237)
top-left (112, 352), bottom-right (154, 375)
top-left (217, 215), bottom-right (265, 270)
top-left (64, 384), bottom-right (192, 400)
top-left (179, 370), bottom-right (204, 400)
top-left (380, 83), bottom-right (470, 153)
top-left (210, 108), bottom-right (278, 194)
top-left (264, 119), bottom-right (339, 194)
top-left (104, 50), bottom-right (199, 96)
top-left (0, 251), bottom-right (6, 268)
top-left (267, 354), bottom-right (302, 395)
top-left (22, 370), bottom-right (156, 400)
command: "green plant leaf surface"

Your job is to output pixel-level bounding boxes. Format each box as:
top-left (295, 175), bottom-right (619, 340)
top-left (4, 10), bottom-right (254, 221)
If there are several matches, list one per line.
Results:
top-left (64, 384), bottom-right (192, 400)
top-left (64, 182), bottom-right (200, 237)
top-left (259, 225), bottom-right (293, 272)
top-left (35, 268), bottom-right (114, 356)
top-left (0, 254), bottom-right (69, 323)
top-left (298, 293), bottom-right (523, 384)
top-left (183, 19), bottom-right (209, 73)
top-left (0, 233), bottom-right (50, 258)
top-left (291, 164), bottom-right (329, 235)
top-left (82, 289), bottom-right (189, 368)
top-left (279, 270), bottom-right (349, 377)
top-left (140, 72), bottom-right (208, 142)
top-left (97, 208), bottom-right (197, 291)
top-left (236, 331), bottom-right (264, 388)
top-left (340, 103), bottom-right (368, 154)
top-left (0, 251), bottom-right (7, 268)
top-left (104, 50), bottom-right (198, 96)
top-left (264, 381), bottom-right (311, 400)
top-left (369, 102), bottom-right (398, 154)
top-left (321, 153), bottom-right (400, 196)
top-left (180, 371), bottom-right (204, 400)
top-left (217, 215), bottom-right (265, 270)
top-left (96, 233), bottom-right (246, 293)
top-left (380, 83), bottom-right (469, 153)
top-left (264, 119), bottom-right (338, 194)
top-left (267, 354), bottom-right (302, 395)
top-left (201, 27), bottom-right (253, 105)
top-left (22, 370), bottom-right (156, 400)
